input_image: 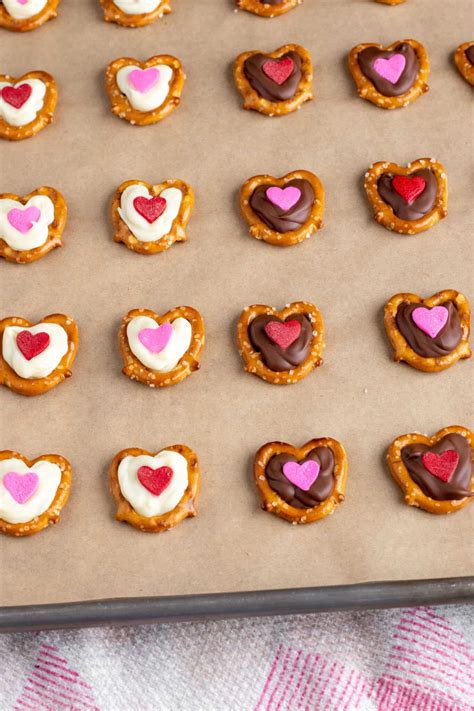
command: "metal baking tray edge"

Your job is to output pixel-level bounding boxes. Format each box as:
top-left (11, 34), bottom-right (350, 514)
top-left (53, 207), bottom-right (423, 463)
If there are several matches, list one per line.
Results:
top-left (1, 577), bottom-right (473, 633)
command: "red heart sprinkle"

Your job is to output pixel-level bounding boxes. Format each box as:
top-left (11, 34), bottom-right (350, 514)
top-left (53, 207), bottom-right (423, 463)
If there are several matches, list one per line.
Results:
top-left (1, 84), bottom-right (32, 109)
top-left (422, 450), bottom-right (459, 483)
top-left (264, 320), bottom-right (302, 349)
top-left (137, 465), bottom-right (173, 496)
top-left (392, 175), bottom-right (427, 205)
top-left (262, 57), bottom-right (295, 85)
top-left (16, 330), bottom-right (50, 361)
top-left (133, 196), bottom-right (167, 224)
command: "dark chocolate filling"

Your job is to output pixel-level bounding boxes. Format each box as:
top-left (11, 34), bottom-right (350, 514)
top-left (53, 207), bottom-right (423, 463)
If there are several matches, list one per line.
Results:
top-left (401, 433), bottom-right (473, 501)
top-left (396, 301), bottom-right (462, 358)
top-left (465, 45), bottom-right (474, 66)
top-left (249, 313), bottom-right (312, 371)
top-left (249, 179), bottom-right (314, 233)
top-left (358, 43), bottom-right (419, 97)
top-left (378, 169), bottom-right (437, 221)
top-left (266, 447), bottom-right (335, 508)
top-left (243, 51), bottom-right (302, 102)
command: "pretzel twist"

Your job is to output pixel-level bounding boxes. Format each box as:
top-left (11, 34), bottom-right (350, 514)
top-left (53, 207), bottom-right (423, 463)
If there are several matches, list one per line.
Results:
top-left (0, 0), bottom-right (60, 31)
top-left (109, 445), bottom-right (200, 532)
top-left (0, 71), bottom-right (57, 141)
top-left (387, 427), bottom-right (473, 515)
top-left (99, 0), bottom-right (171, 27)
top-left (454, 42), bottom-right (474, 87)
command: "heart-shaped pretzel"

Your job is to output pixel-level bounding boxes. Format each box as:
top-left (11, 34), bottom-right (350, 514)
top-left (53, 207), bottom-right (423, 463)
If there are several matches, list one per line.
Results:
top-left (233, 43), bottom-right (313, 116)
top-left (0, 313), bottom-right (79, 396)
top-left (0, 186), bottom-right (67, 263)
top-left (236, 301), bottom-right (324, 384)
top-left (0, 450), bottom-right (72, 537)
top-left (99, 0), bottom-right (171, 27)
top-left (348, 39), bottom-right (429, 110)
top-left (0, 0), bottom-right (60, 32)
top-left (105, 55), bottom-right (185, 126)
top-left (236, 0), bottom-right (301, 17)
top-left (254, 438), bottom-right (347, 524)
top-left (454, 42), bottom-right (474, 87)
top-left (0, 70), bottom-right (57, 141)
top-left (240, 170), bottom-right (324, 247)
top-left (111, 179), bottom-right (194, 254)
top-left (109, 445), bottom-right (199, 532)
top-left (384, 290), bottom-right (471, 372)
top-left (387, 426), bottom-right (473, 514)
top-left (364, 157), bottom-right (448, 234)
top-left (119, 306), bottom-right (205, 388)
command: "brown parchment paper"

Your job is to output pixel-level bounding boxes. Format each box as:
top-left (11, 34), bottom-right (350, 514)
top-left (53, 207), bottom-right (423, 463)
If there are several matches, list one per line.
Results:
top-left (0, 0), bottom-right (473, 608)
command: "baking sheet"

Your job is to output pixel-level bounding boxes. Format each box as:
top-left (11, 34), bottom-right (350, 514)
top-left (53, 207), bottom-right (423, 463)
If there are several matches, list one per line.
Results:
top-left (1, 0), bottom-right (473, 608)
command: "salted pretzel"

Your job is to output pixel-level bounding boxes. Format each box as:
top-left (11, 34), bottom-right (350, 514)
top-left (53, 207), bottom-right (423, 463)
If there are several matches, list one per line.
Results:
top-left (239, 170), bottom-right (324, 247)
top-left (384, 290), bottom-right (471, 373)
top-left (0, 70), bottom-right (57, 141)
top-left (0, 313), bottom-right (79, 396)
top-left (454, 42), bottom-right (474, 87)
top-left (233, 44), bottom-right (313, 116)
top-left (105, 55), bottom-right (185, 126)
top-left (0, 450), bottom-right (72, 536)
top-left (111, 179), bottom-right (194, 254)
top-left (236, 0), bottom-right (301, 17)
top-left (236, 301), bottom-right (324, 385)
top-left (364, 157), bottom-right (448, 234)
top-left (348, 39), bottom-right (429, 109)
top-left (0, 0), bottom-right (60, 31)
top-left (0, 186), bottom-right (67, 264)
top-left (109, 445), bottom-right (199, 532)
top-left (387, 426), bottom-right (473, 515)
top-left (99, 0), bottom-right (171, 27)
top-left (119, 306), bottom-right (204, 388)
top-left (254, 438), bottom-right (347, 524)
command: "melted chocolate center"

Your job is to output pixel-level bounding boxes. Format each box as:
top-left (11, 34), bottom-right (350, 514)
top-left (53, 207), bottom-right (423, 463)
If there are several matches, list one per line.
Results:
top-left (358, 43), bottom-right (419, 97)
top-left (465, 46), bottom-right (474, 66)
top-left (249, 179), bottom-right (314, 233)
top-left (396, 301), bottom-right (462, 358)
top-left (243, 51), bottom-right (302, 102)
top-left (378, 169), bottom-right (437, 221)
top-left (249, 313), bottom-right (312, 371)
top-left (401, 434), bottom-right (473, 501)
top-left (266, 447), bottom-right (335, 508)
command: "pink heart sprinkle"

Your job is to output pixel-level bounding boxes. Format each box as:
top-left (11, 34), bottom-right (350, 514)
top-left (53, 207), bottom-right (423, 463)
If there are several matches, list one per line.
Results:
top-left (373, 54), bottom-right (406, 84)
top-left (412, 306), bottom-right (449, 339)
top-left (138, 322), bottom-right (173, 353)
top-left (282, 460), bottom-right (320, 491)
top-left (17, 0), bottom-right (29, 5)
top-left (266, 186), bottom-right (302, 211)
top-left (7, 206), bottom-right (41, 234)
top-left (128, 68), bottom-right (160, 93)
top-left (3, 471), bottom-right (39, 504)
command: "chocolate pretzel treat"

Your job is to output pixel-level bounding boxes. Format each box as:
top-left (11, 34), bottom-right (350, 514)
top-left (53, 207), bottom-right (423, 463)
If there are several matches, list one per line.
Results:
top-left (109, 445), bottom-right (199, 532)
top-left (348, 40), bottom-right (429, 109)
top-left (364, 158), bottom-right (448, 234)
top-left (119, 306), bottom-right (204, 388)
top-left (100, 0), bottom-right (171, 27)
top-left (236, 301), bottom-right (324, 384)
top-left (105, 55), bottom-right (185, 125)
top-left (0, 186), bottom-right (67, 263)
top-left (384, 290), bottom-right (471, 373)
top-left (387, 427), bottom-right (473, 514)
top-left (233, 44), bottom-right (313, 116)
top-left (0, 450), bottom-right (72, 537)
top-left (254, 438), bottom-right (347, 524)
top-left (240, 170), bottom-right (324, 246)
top-left (0, 313), bottom-right (79, 396)
top-left (0, 0), bottom-right (60, 31)
top-left (454, 42), bottom-right (474, 86)
top-left (236, 0), bottom-right (301, 17)
top-left (0, 70), bottom-right (57, 141)
top-left (111, 179), bottom-right (194, 254)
